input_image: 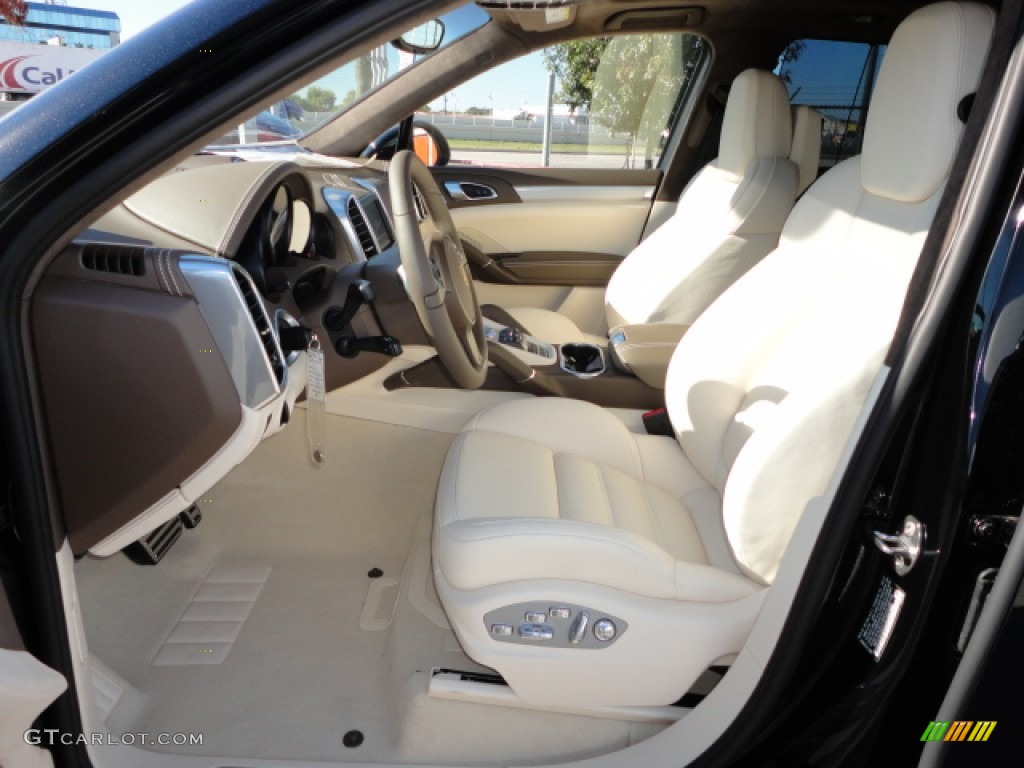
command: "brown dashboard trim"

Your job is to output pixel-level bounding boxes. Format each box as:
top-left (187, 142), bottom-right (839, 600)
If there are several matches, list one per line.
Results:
top-left (32, 276), bottom-right (242, 555)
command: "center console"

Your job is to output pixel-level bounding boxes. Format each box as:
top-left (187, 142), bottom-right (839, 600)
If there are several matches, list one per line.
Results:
top-left (475, 318), bottom-right (660, 409)
top-left (383, 316), bottom-right (668, 410)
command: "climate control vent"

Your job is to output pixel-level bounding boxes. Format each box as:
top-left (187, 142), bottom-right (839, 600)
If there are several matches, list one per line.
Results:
top-left (411, 183), bottom-right (428, 222)
top-left (232, 267), bottom-right (286, 386)
top-left (347, 197), bottom-right (378, 258)
top-left (81, 245), bottom-right (145, 276)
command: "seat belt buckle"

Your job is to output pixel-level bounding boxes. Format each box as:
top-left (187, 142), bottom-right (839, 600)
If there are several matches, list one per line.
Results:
top-left (642, 407), bottom-right (673, 437)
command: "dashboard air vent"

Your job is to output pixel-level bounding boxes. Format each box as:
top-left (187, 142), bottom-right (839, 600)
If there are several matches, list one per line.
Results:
top-left (411, 183), bottom-right (428, 222)
top-left (232, 267), bottom-right (286, 386)
top-left (81, 245), bottom-right (145, 276)
top-left (346, 197), bottom-right (378, 258)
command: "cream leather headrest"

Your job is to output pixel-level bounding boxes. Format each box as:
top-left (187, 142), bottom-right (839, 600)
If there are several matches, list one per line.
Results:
top-left (861, 2), bottom-right (994, 203)
top-left (718, 69), bottom-right (793, 176)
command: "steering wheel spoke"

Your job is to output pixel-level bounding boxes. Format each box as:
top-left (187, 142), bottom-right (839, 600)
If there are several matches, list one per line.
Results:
top-left (389, 151), bottom-right (487, 389)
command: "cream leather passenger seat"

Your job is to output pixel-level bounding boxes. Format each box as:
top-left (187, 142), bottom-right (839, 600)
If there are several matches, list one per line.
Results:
top-left (433, 2), bottom-right (993, 709)
top-left (502, 68), bottom-right (799, 343)
top-left (790, 105), bottom-right (823, 195)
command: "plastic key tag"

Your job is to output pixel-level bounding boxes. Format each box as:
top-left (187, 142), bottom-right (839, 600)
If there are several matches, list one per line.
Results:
top-left (306, 334), bottom-right (327, 466)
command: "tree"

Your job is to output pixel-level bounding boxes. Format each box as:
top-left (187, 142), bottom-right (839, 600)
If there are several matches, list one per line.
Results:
top-left (290, 86), bottom-right (337, 112)
top-left (544, 35), bottom-right (707, 166)
top-left (465, 106), bottom-right (492, 116)
top-left (0, 0), bottom-right (26, 25)
top-left (542, 38), bottom-right (609, 113)
top-left (777, 40), bottom-right (806, 86)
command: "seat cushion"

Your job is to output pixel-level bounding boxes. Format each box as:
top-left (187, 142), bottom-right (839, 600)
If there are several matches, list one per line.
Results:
top-left (435, 398), bottom-right (758, 602)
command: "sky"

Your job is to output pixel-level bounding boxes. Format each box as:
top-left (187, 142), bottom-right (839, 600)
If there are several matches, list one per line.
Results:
top-left (62, 0), bottom-right (193, 40)
top-left (55, 1), bottom-right (550, 112)
top-left (54, 1), bottom-right (875, 117)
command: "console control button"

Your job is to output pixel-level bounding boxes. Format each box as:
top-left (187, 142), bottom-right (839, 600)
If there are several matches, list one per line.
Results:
top-left (490, 624), bottom-right (513, 637)
top-left (498, 327), bottom-right (523, 346)
top-left (549, 607), bottom-right (571, 620)
top-left (525, 611), bottom-right (547, 623)
top-left (593, 619), bottom-right (617, 642)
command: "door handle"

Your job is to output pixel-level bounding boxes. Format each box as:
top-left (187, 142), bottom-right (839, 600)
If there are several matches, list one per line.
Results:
top-left (444, 181), bottom-right (499, 201)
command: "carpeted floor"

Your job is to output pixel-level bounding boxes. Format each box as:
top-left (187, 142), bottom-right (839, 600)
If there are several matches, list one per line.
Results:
top-left (75, 410), bottom-right (661, 766)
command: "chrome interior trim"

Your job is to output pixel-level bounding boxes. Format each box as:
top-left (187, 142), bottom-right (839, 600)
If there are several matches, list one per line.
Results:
top-left (444, 181), bottom-right (498, 201)
top-left (179, 254), bottom-right (281, 409)
top-left (322, 187), bottom-right (367, 262)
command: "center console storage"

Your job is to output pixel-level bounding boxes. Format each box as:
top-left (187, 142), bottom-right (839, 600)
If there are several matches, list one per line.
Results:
top-left (559, 343), bottom-right (605, 378)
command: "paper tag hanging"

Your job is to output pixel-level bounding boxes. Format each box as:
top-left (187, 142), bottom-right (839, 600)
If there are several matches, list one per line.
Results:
top-left (306, 335), bottom-right (327, 466)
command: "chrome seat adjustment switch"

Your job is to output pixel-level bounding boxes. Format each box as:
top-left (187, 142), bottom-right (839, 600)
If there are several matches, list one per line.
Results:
top-left (518, 623), bottom-right (554, 641)
top-left (484, 603), bottom-right (625, 648)
top-left (569, 612), bottom-right (589, 645)
top-left (593, 619), bottom-right (617, 642)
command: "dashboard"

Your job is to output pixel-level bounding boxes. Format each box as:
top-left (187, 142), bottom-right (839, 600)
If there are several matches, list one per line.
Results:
top-left (34, 155), bottom-right (418, 559)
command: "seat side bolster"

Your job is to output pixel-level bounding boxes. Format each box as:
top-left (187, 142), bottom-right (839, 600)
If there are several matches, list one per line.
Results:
top-left (438, 518), bottom-right (680, 598)
top-left (731, 155), bottom-right (799, 235)
top-left (673, 562), bottom-right (761, 602)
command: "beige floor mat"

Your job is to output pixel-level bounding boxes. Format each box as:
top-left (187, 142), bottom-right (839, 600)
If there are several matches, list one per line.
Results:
top-left (75, 410), bottom-right (662, 765)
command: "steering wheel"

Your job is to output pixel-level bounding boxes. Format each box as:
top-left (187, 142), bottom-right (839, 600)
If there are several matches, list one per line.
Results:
top-left (389, 150), bottom-right (487, 389)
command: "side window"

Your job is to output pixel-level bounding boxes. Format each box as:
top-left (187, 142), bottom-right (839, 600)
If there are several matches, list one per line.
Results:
top-left (777, 39), bottom-right (886, 170)
top-left (417, 33), bottom-right (709, 169)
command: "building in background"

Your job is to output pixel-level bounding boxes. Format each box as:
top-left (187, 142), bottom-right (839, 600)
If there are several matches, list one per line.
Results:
top-left (0, 2), bottom-right (118, 111)
top-left (0, 1), bottom-right (120, 49)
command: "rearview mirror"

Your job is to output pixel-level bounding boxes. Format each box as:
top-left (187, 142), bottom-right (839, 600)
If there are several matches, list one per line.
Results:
top-left (393, 20), bottom-right (445, 55)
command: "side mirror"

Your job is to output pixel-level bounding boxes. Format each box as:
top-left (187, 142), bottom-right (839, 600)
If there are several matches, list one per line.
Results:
top-left (393, 20), bottom-right (445, 55)
top-left (361, 120), bottom-right (450, 167)
top-left (412, 125), bottom-right (448, 167)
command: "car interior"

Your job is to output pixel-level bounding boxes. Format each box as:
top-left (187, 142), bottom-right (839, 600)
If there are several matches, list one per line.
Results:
top-left (19, 0), bottom-right (1006, 765)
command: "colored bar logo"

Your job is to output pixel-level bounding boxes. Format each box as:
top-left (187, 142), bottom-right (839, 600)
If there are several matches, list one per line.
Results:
top-left (921, 721), bottom-right (996, 742)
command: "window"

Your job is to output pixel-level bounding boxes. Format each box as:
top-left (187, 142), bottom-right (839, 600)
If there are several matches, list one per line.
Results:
top-left (777, 39), bottom-right (886, 169)
top-left (418, 33), bottom-right (709, 169)
top-left (213, 5), bottom-right (491, 146)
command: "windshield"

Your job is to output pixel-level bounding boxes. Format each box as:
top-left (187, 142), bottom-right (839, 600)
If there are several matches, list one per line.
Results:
top-left (210, 5), bottom-right (489, 147)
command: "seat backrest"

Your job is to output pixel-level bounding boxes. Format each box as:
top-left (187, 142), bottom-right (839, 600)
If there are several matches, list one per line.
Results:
top-left (664, 2), bottom-right (995, 584)
top-left (604, 69), bottom-right (797, 329)
top-left (790, 105), bottom-right (823, 195)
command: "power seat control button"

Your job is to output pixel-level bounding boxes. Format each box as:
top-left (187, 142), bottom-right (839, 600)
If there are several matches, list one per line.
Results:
top-left (569, 612), bottom-right (590, 645)
top-left (524, 611), bottom-right (547, 623)
top-left (518, 623), bottom-right (554, 641)
top-left (490, 624), bottom-right (513, 637)
top-left (593, 619), bottom-right (617, 642)
top-left (549, 607), bottom-right (571, 620)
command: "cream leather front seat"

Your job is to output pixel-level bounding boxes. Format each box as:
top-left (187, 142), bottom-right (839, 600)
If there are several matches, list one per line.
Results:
top-left (790, 105), bottom-right (823, 195)
top-left (434, 2), bottom-right (994, 708)
top-left (501, 68), bottom-right (798, 344)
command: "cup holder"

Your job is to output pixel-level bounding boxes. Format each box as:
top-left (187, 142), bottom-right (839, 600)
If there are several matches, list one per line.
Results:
top-left (559, 343), bottom-right (606, 378)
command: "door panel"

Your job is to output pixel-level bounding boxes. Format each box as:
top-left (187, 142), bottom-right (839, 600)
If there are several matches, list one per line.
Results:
top-left (433, 166), bottom-right (661, 286)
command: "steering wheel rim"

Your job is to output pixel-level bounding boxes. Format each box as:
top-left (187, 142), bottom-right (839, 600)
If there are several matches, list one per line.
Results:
top-left (389, 150), bottom-right (487, 389)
